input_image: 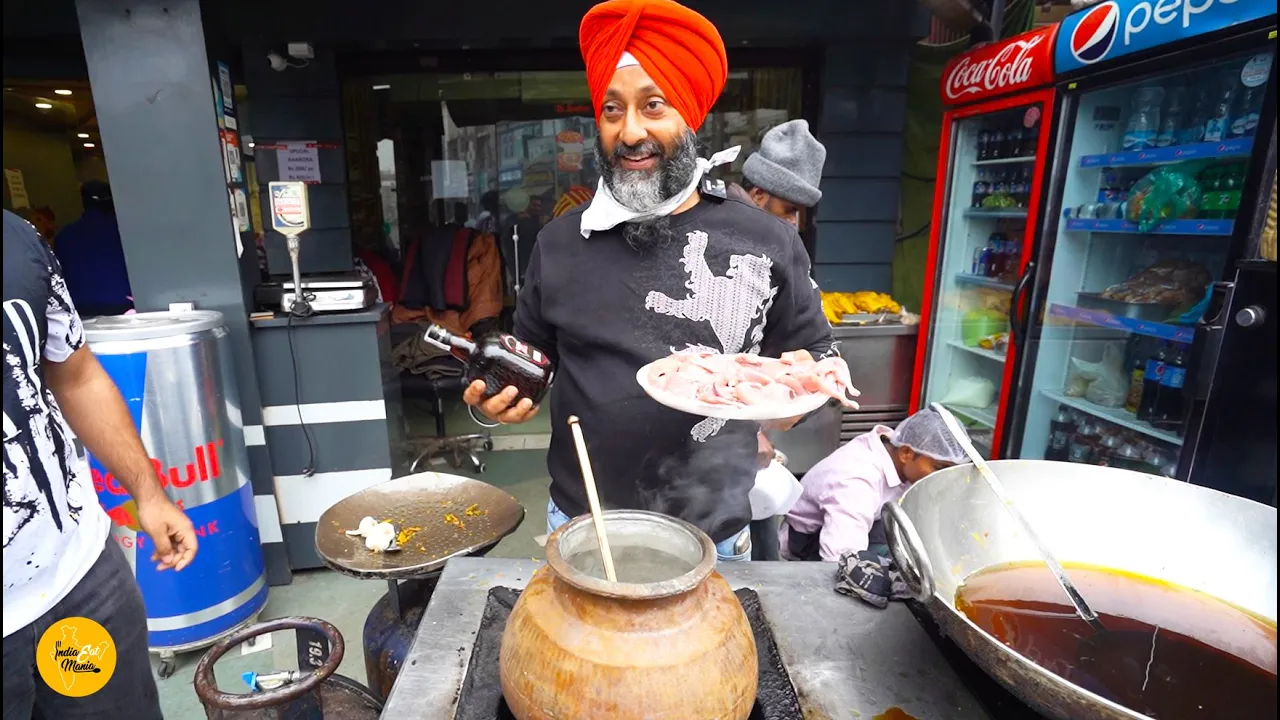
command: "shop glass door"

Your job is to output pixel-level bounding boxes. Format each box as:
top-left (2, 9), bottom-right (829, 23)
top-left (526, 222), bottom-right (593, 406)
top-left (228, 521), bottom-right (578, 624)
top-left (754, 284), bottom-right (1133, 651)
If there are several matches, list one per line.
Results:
top-left (1012, 48), bottom-right (1273, 476)
top-left (919, 101), bottom-right (1044, 458)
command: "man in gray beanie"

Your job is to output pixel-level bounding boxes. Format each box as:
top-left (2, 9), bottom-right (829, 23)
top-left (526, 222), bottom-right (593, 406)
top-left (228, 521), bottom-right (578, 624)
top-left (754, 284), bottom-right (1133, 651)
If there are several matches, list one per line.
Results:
top-left (729, 119), bottom-right (827, 226)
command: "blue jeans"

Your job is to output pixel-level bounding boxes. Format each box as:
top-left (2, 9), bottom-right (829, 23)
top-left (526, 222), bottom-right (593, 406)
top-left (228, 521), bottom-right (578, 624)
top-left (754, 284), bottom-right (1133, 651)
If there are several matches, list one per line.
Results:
top-left (547, 499), bottom-right (751, 562)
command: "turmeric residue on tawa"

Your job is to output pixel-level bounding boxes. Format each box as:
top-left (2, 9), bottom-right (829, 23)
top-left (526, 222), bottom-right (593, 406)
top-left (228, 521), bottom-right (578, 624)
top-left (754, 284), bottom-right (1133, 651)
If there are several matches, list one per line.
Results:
top-left (463, 504), bottom-right (486, 517)
top-left (444, 513), bottom-right (466, 530)
top-left (397, 526), bottom-right (422, 546)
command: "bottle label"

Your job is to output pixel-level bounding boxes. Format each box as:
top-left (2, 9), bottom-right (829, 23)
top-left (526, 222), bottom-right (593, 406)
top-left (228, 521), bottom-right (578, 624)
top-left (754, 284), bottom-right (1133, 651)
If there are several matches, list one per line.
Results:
top-left (1121, 130), bottom-right (1155, 151)
top-left (500, 334), bottom-right (550, 367)
top-left (1230, 115), bottom-right (1251, 137)
top-left (1144, 358), bottom-right (1165, 381)
top-left (1067, 441), bottom-right (1091, 463)
top-left (1049, 430), bottom-right (1068, 450)
top-left (1241, 55), bottom-right (1272, 88)
top-left (1204, 118), bottom-right (1227, 142)
top-left (1159, 366), bottom-right (1187, 390)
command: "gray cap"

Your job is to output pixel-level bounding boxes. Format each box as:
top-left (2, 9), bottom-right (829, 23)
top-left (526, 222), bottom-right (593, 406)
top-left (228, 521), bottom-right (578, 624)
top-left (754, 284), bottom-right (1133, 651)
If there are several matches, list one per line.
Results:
top-left (742, 119), bottom-right (826, 208)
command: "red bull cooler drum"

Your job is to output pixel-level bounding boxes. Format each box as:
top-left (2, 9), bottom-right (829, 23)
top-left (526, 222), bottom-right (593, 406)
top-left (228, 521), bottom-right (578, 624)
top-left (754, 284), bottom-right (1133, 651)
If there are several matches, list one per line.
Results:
top-left (82, 311), bottom-right (267, 653)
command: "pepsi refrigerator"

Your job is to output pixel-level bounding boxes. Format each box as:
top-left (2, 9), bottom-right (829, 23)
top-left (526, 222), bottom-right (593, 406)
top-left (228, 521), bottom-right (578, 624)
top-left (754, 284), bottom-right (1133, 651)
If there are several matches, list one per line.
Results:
top-left (1002, 0), bottom-right (1278, 505)
top-left (911, 24), bottom-right (1063, 459)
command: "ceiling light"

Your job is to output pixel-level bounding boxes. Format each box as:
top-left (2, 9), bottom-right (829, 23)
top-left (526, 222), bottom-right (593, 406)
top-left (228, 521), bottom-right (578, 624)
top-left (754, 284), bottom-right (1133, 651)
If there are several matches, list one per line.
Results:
top-left (372, 84), bottom-right (391, 90)
top-left (77, 133), bottom-right (90, 139)
top-left (83, 142), bottom-right (95, 148)
top-left (54, 89), bottom-right (73, 96)
top-left (35, 102), bottom-right (53, 109)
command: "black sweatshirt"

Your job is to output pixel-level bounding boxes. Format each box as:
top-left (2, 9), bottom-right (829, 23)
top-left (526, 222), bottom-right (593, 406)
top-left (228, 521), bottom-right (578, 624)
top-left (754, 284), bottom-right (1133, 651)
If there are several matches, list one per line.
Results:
top-left (514, 195), bottom-right (835, 542)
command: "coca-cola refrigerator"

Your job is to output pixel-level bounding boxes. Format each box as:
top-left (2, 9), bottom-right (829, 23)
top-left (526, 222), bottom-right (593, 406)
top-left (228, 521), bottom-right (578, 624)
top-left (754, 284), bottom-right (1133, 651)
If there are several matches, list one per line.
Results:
top-left (1001, 0), bottom-right (1277, 503)
top-left (910, 24), bottom-right (1061, 458)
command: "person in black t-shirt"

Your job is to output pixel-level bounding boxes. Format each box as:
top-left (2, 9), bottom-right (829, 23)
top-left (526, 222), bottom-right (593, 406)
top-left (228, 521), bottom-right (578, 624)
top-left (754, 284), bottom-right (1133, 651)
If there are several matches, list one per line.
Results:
top-left (464, 0), bottom-right (835, 560)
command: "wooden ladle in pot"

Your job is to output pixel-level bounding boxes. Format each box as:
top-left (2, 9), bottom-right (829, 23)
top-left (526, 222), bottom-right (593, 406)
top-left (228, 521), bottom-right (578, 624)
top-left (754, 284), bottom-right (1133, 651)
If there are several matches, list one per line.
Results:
top-left (566, 416), bottom-right (618, 582)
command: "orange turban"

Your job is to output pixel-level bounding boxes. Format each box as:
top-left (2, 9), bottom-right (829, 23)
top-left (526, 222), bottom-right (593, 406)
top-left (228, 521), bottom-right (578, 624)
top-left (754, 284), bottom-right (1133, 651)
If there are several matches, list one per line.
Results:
top-left (579, 0), bottom-right (727, 132)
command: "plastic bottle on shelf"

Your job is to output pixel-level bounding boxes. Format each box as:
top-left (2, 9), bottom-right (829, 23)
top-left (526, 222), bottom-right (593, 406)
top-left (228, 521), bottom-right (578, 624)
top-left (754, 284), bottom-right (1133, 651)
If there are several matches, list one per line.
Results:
top-left (1198, 166), bottom-right (1224, 219)
top-left (1153, 344), bottom-right (1188, 431)
top-left (1012, 169), bottom-right (1029, 208)
top-left (1124, 347), bottom-right (1146, 414)
top-left (971, 168), bottom-right (989, 208)
top-left (1136, 342), bottom-right (1167, 422)
top-left (1229, 53), bottom-right (1272, 139)
top-left (1179, 79), bottom-right (1210, 145)
top-left (1122, 86), bottom-right (1165, 152)
top-left (1007, 126), bottom-right (1024, 158)
top-left (1067, 421), bottom-right (1100, 464)
top-left (1220, 164), bottom-right (1244, 221)
top-left (1022, 115), bottom-right (1040, 156)
top-left (977, 130), bottom-right (991, 162)
top-left (1203, 72), bottom-right (1235, 143)
top-left (1097, 433), bottom-right (1124, 467)
top-left (1155, 86), bottom-right (1187, 148)
top-left (990, 129), bottom-right (1006, 160)
top-left (1045, 406), bottom-right (1073, 461)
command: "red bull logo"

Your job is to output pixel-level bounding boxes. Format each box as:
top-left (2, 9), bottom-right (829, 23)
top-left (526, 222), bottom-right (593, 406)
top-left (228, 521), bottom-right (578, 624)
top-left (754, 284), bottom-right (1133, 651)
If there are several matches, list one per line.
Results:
top-left (92, 440), bottom-right (224, 496)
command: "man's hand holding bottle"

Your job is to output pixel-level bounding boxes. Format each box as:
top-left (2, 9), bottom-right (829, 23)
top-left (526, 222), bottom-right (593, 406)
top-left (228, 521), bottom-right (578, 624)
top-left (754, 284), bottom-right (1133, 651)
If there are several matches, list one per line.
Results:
top-left (463, 381), bottom-right (541, 424)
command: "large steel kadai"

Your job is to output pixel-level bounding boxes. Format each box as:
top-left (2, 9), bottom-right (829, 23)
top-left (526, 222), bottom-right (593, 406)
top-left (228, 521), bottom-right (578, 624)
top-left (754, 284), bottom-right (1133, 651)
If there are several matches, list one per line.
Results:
top-left (883, 460), bottom-right (1277, 720)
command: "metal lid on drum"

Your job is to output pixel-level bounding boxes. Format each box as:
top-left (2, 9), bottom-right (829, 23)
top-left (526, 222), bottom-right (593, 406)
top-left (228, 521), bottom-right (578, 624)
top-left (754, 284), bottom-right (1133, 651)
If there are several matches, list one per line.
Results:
top-left (83, 310), bottom-right (226, 342)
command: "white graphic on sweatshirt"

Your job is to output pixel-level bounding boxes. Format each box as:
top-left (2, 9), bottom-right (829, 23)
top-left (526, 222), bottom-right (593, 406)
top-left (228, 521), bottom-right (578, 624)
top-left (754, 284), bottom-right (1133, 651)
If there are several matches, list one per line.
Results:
top-left (646, 230), bottom-right (777, 442)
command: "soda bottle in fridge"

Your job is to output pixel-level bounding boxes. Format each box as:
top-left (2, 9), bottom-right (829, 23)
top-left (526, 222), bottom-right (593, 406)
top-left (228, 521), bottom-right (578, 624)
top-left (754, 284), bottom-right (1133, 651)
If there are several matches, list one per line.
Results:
top-left (1045, 406), bottom-right (1073, 461)
top-left (1179, 79), bottom-right (1210, 145)
top-left (990, 129), bottom-right (1006, 160)
top-left (1153, 344), bottom-right (1188, 432)
top-left (1203, 72), bottom-right (1236, 143)
top-left (1124, 348), bottom-right (1146, 413)
top-left (1122, 86), bottom-right (1164, 152)
top-left (1219, 164), bottom-right (1244, 221)
top-left (1229, 53), bottom-right (1273, 139)
top-left (1022, 111), bottom-right (1040, 156)
top-left (1136, 342), bottom-right (1168, 422)
top-left (1007, 126), bottom-right (1024, 158)
top-left (1155, 86), bottom-right (1187, 148)
top-left (977, 130), bottom-right (991, 161)
top-left (971, 168), bottom-right (989, 208)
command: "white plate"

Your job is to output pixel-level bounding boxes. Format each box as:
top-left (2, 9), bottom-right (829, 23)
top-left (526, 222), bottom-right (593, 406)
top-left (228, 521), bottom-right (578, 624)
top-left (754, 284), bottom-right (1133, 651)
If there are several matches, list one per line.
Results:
top-left (635, 361), bottom-right (830, 422)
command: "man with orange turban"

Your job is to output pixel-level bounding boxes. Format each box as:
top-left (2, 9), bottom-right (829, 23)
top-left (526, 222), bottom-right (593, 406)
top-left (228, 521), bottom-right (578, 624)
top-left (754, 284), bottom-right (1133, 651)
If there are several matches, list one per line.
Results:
top-left (465, 0), bottom-right (837, 562)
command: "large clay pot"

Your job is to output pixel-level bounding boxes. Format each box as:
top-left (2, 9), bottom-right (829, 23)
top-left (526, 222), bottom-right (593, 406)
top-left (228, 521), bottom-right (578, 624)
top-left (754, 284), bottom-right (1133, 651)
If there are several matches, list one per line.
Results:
top-left (499, 510), bottom-right (758, 720)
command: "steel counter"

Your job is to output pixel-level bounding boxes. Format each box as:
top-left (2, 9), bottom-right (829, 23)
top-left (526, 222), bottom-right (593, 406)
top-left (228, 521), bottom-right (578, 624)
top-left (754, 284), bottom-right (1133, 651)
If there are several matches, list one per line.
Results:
top-left (383, 557), bottom-right (993, 719)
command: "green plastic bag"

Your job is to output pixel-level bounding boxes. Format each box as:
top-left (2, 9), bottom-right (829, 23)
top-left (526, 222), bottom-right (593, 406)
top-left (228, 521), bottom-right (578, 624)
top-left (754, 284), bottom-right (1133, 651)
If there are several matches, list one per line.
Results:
top-left (1125, 160), bottom-right (1212, 232)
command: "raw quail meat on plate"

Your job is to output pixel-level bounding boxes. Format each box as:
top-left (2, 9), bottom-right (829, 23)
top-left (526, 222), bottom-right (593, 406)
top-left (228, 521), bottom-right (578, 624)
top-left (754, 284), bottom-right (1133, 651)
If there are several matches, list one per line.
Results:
top-left (645, 353), bottom-right (860, 409)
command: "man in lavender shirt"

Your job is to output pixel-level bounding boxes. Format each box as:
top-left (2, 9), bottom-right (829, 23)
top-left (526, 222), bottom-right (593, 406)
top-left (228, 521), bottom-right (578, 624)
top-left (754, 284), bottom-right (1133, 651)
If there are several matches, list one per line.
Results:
top-left (780, 408), bottom-right (969, 561)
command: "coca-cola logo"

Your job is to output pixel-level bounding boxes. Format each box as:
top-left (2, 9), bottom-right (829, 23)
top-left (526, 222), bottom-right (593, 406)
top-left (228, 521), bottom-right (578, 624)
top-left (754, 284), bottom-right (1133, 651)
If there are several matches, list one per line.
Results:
top-left (944, 35), bottom-right (1045, 102)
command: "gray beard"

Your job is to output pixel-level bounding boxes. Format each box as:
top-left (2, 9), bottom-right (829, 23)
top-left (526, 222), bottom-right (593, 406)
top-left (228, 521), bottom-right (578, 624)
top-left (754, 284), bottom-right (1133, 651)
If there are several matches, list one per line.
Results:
top-left (595, 131), bottom-right (700, 252)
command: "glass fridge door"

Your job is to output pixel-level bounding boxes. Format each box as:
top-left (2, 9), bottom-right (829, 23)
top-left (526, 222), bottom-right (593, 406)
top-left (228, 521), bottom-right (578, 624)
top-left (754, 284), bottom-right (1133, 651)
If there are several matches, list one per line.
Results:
top-left (919, 101), bottom-right (1045, 458)
top-left (1012, 48), bottom-right (1273, 476)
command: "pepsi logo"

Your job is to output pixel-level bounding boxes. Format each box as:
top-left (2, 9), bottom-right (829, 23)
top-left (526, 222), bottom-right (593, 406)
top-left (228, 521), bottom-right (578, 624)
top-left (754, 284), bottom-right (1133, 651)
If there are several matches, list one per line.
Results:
top-left (1070, 2), bottom-right (1120, 65)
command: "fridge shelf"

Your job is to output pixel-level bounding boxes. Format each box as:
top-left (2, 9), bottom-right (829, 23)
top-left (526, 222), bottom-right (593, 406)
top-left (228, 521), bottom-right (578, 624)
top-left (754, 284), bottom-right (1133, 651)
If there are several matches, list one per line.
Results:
top-left (1047, 303), bottom-right (1195, 343)
top-left (946, 340), bottom-right (1006, 364)
top-left (1078, 138), bottom-right (1255, 169)
top-left (974, 156), bottom-right (1036, 167)
top-left (1063, 218), bottom-right (1234, 235)
top-left (964, 208), bottom-right (1029, 219)
top-left (1040, 389), bottom-right (1184, 447)
top-left (942, 403), bottom-right (997, 429)
top-left (955, 273), bottom-right (1015, 291)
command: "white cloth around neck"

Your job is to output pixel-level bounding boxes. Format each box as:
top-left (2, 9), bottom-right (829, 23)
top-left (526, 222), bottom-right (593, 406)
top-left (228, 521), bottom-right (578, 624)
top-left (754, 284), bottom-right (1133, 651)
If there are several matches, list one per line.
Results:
top-left (579, 145), bottom-right (740, 238)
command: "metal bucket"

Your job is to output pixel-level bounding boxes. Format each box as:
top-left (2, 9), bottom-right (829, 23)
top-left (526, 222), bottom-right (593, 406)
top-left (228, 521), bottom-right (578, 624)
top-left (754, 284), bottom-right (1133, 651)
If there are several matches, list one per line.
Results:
top-left (883, 460), bottom-right (1277, 720)
top-left (83, 311), bottom-right (267, 653)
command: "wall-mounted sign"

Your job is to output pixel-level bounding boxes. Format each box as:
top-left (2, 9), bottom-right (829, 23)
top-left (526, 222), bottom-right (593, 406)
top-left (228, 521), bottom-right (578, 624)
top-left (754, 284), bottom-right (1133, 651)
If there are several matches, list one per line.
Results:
top-left (5, 169), bottom-right (30, 208)
top-left (218, 62), bottom-right (235, 119)
top-left (277, 141), bottom-right (322, 183)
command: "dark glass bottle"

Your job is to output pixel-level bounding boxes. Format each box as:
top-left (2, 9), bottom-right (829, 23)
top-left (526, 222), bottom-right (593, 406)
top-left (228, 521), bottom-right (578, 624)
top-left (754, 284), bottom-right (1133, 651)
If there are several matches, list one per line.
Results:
top-left (425, 324), bottom-right (554, 404)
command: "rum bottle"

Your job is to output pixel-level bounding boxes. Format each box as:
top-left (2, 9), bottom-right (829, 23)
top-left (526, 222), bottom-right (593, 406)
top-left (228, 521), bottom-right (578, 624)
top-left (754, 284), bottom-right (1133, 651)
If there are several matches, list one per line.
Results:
top-left (424, 324), bottom-right (554, 404)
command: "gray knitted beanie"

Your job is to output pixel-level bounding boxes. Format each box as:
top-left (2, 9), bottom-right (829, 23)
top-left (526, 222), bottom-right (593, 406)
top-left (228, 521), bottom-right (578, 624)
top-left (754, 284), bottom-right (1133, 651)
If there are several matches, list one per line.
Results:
top-left (742, 119), bottom-right (826, 207)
